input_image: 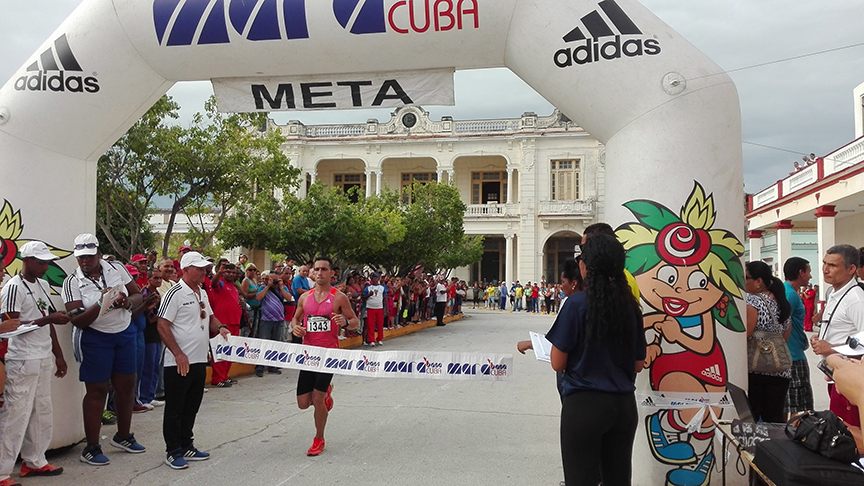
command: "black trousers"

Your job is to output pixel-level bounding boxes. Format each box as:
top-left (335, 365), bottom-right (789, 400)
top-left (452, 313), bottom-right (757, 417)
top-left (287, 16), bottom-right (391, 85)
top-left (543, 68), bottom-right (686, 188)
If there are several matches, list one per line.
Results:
top-left (434, 302), bottom-right (446, 325)
top-left (560, 390), bottom-right (638, 486)
top-left (748, 373), bottom-right (789, 423)
top-left (163, 363), bottom-right (206, 453)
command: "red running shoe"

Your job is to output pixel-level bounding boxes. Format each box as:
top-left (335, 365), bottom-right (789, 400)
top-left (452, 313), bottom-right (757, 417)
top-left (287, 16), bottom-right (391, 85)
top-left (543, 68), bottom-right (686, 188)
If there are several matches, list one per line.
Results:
top-left (307, 438), bottom-right (325, 456)
top-left (324, 384), bottom-right (334, 412)
top-left (19, 463), bottom-right (63, 477)
top-left (0, 478), bottom-right (22, 486)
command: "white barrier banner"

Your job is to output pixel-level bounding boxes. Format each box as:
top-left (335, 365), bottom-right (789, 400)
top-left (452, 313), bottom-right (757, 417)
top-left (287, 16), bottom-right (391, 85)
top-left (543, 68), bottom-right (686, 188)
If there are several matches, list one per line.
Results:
top-left (211, 336), bottom-right (512, 381)
top-left (212, 68), bottom-right (455, 112)
top-left (637, 391), bottom-right (735, 410)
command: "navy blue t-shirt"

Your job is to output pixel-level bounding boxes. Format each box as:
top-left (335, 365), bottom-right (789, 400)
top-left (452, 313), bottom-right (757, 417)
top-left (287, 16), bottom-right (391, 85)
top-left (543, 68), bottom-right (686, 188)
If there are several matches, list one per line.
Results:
top-left (545, 291), bottom-right (646, 397)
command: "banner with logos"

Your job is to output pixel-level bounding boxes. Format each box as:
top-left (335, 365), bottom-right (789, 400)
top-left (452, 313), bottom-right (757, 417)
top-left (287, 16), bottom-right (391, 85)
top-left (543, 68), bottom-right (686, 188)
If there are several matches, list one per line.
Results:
top-left (212, 69), bottom-right (455, 113)
top-left (211, 335), bottom-right (512, 381)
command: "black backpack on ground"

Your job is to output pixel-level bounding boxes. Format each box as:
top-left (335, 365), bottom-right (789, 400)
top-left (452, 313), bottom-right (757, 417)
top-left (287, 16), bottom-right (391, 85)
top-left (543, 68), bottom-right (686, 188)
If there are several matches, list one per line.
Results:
top-left (753, 439), bottom-right (864, 486)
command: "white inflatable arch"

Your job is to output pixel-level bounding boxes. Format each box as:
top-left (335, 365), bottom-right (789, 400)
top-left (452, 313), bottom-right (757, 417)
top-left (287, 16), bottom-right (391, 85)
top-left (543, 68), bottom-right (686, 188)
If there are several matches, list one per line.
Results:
top-left (0, 1), bottom-right (744, 484)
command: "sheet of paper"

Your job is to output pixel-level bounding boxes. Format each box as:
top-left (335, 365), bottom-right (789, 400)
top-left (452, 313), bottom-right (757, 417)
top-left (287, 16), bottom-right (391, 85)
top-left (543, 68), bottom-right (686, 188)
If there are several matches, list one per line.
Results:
top-left (832, 330), bottom-right (864, 356)
top-left (529, 331), bottom-right (552, 363)
top-left (98, 285), bottom-right (124, 318)
top-left (0, 323), bottom-right (39, 339)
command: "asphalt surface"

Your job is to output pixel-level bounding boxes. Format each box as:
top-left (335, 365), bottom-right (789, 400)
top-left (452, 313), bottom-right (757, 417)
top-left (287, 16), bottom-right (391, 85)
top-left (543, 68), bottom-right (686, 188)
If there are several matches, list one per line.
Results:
top-left (35, 308), bottom-right (565, 486)
top-left (26, 308), bottom-right (832, 486)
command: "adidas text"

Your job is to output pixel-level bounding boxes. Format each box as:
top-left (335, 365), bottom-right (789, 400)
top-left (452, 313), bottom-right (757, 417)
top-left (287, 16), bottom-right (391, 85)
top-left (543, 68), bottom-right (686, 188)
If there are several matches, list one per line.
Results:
top-left (14, 71), bottom-right (100, 94)
top-left (554, 36), bottom-right (660, 68)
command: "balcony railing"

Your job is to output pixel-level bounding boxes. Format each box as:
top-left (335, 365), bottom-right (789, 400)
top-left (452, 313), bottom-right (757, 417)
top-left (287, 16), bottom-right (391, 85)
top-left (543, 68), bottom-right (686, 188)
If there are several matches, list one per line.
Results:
top-left (465, 203), bottom-right (509, 217)
top-left (538, 200), bottom-right (594, 217)
top-left (825, 136), bottom-right (864, 175)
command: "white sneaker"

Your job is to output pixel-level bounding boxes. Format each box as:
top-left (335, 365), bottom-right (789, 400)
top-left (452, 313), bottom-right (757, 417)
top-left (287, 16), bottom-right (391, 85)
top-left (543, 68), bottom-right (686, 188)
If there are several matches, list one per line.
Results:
top-left (149, 400), bottom-right (165, 407)
top-left (142, 402), bottom-right (155, 411)
top-left (376, 341), bottom-right (383, 346)
top-left (369, 342), bottom-right (376, 347)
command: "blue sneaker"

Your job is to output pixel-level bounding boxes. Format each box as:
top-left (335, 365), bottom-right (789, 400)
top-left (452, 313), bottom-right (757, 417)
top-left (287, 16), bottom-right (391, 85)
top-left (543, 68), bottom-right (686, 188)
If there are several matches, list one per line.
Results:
top-left (646, 413), bottom-right (697, 465)
top-left (110, 433), bottom-right (146, 453)
top-left (79, 445), bottom-right (110, 466)
top-left (182, 445), bottom-right (210, 461)
top-left (666, 452), bottom-right (714, 486)
top-left (165, 449), bottom-right (189, 470)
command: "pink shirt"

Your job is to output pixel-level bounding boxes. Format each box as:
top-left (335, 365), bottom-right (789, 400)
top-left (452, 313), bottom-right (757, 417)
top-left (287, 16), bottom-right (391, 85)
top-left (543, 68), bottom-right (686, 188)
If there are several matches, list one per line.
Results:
top-left (302, 287), bottom-right (339, 349)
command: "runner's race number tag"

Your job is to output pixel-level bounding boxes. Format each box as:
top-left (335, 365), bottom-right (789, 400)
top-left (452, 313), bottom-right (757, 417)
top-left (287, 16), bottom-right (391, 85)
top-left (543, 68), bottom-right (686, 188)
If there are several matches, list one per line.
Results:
top-left (307, 315), bottom-right (331, 333)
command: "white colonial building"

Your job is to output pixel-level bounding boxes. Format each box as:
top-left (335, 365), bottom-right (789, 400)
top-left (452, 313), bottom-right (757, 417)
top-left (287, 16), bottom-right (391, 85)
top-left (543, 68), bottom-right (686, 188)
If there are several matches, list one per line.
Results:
top-left (274, 105), bottom-right (607, 284)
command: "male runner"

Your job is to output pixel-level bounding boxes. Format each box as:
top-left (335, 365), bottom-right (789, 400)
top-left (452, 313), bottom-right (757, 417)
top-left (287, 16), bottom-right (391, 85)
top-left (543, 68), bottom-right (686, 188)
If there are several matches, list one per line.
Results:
top-left (291, 257), bottom-right (359, 456)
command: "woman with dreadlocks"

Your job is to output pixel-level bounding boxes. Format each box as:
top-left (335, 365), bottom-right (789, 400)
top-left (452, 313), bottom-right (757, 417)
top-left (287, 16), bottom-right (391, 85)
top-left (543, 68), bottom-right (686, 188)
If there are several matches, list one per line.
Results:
top-left (546, 234), bottom-right (647, 486)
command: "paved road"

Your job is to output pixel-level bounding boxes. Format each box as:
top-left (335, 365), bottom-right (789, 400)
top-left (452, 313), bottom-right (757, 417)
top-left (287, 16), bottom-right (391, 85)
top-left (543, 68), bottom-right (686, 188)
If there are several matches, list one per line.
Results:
top-left (38, 308), bottom-right (565, 486)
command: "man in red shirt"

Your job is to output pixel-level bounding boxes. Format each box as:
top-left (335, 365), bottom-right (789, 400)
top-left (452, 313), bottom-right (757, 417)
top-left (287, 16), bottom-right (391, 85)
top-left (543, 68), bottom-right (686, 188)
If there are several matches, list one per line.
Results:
top-left (291, 257), bottom-right (359, 457)
top-left (206, 262), bottom-right (243, 388)
top-left (132, 254), bottom-right (149, 289)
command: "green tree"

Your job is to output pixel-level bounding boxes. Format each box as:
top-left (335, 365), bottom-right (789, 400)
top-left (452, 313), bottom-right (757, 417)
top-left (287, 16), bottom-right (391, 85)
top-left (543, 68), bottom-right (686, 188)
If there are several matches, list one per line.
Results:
top-left (219, 183), bottom-right (403, 269)
top-left (219, 181), bottom-right (482, 276)
top-left (360, 182), bottom-right (483, 275)
top-left (96, 96), bottom-right (181, 260)
top-left (160, 97), bottom-right (299, 257)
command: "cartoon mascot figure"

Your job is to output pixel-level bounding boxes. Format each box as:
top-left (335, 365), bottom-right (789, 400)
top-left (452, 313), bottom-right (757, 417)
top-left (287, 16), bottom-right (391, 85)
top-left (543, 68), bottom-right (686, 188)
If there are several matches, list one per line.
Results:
top-left (616, 182), bottom-right (744, 486)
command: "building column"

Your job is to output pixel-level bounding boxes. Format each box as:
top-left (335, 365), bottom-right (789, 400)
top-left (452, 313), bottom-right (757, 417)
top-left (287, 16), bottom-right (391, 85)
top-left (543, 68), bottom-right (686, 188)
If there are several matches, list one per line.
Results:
top-left (436, 169), bottom-right (443, 183)
top-left (505, 233), bottom-right (514, 285)
top-left (447, 169), bottom-right (455, 185)
top-left (775, 220), bottom-right (793, 273)
top-left (298, 172), bottom-right (309, 198)
top-left (376, 171), bottom-right (383, 195)
top-left (506, 168), bottom-right (513, 204)
top-left (365, 170), bottom-right (373, 197)
top-left (747, 230), bottom-right (763, 262)
top-left (815, 205), bottom-right (838, 297)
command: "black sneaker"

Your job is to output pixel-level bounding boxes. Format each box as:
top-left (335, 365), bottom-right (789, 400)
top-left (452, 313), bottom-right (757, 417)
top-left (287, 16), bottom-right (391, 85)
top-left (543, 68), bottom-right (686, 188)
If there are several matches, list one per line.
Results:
top-left (267, 369), bottom-right (282, 375)
top-left (215, 380), bottom-right (232, 388)
top-left (255, 369), bottom-right (264, 377)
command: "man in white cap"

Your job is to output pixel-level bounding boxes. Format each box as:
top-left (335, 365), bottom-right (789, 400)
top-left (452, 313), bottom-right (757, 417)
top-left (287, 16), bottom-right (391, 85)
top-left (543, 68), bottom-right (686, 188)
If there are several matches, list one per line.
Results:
top-left (0, 241), bottom-right (71, 486)
top-left (157, 251), bottom-right (230, 470)
top-left (62, 233), bottom-right (145, 466)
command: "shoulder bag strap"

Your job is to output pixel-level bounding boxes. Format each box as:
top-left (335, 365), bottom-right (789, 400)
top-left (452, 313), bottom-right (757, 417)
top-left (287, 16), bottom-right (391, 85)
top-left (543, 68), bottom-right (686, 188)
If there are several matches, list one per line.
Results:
top-left (819, 285), bottom-right (856, 340)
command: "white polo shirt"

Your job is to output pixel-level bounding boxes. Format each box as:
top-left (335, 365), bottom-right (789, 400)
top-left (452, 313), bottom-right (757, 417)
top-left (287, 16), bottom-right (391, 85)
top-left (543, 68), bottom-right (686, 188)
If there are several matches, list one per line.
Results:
top-left (157, 279), bottom-right (213, 367)
top-left (1, 275), bottom-right (55, 361)
top-left (819, 278), bottom-right (864, 345)
top-left (62, 259), bottom-right (133, 334)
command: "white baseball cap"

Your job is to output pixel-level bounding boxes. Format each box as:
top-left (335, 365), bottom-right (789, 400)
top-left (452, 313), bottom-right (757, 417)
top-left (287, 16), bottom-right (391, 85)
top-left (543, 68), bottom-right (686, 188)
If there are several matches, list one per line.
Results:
top-left (73, 233), bottom-right (99, 257)
top-left (180, 251), bottom-right (212, 270)
top-left (20, 241), bottom-right (59, 261)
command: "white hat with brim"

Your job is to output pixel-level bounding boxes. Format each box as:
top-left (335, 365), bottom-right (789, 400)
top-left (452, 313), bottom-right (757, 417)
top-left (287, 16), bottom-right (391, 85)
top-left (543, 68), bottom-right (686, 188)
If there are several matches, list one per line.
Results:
top-left (180, 251), bottom-right (211, 270)
top-left (20, 241), bottom-right (59, 261)
top-left (73, 233), bottom-right (99, 257)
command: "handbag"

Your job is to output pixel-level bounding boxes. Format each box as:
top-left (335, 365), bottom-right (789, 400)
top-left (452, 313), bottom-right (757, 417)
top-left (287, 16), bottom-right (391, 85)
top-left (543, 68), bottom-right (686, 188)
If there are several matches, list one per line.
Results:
top-left (747, 294), bottom-right (792, 374)
top-left (785, 410), bottom-right (860, 463)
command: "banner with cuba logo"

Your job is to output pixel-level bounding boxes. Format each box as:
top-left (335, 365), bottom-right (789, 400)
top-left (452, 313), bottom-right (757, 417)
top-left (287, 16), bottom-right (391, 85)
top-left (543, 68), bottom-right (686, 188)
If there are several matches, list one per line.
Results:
top-left (211, 336), bottom-right (513, 381)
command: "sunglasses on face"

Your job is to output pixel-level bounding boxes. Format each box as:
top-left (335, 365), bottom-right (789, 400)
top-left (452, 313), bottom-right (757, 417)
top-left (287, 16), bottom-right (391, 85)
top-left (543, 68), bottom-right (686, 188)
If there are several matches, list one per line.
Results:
top-left (74, 243), bottom-right (98, 250)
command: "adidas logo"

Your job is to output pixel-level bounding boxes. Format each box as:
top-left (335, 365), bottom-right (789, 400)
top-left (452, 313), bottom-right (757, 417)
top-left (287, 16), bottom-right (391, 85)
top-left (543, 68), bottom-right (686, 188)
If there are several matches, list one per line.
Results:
top-left (554, 0), bottom-right (660, 68)
top-left (701, 364), bottom-right (723, 383)
top-left (640, 396), bottom-right (655, 407)
top-left (14, 34), bottom-right (99, 94)
top-left (718, 394), bottom-right (731, 406)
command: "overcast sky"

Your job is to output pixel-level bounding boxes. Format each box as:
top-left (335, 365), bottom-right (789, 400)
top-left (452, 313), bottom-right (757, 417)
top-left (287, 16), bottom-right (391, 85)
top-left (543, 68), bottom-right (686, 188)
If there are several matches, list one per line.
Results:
top-left (2, 0), bottom-right (863, 193)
